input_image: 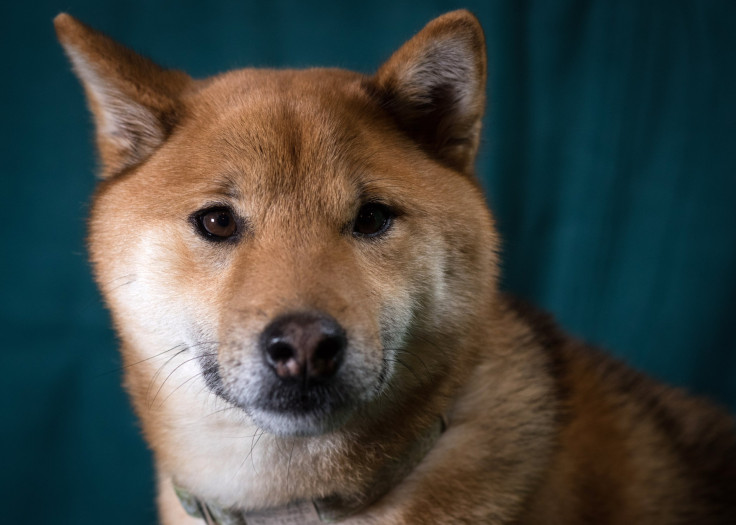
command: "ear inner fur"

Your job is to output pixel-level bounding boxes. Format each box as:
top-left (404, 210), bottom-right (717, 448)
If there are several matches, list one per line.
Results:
top-left (367, 10), bottom-right (487, 175)
top-left (54, 13), bottom-right (191, 178)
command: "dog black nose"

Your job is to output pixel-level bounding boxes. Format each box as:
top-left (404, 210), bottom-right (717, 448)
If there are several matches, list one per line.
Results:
top-left (261, 312), bottom-right (346, 381)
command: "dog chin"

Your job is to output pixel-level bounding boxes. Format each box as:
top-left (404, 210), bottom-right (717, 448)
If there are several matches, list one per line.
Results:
top-left (247, 405), bottom-right (353, 437)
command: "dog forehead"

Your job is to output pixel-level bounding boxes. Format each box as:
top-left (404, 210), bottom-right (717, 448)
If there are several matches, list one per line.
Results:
top-left (171, 69), bottom-right (397, 198)
top-left (189, 68), bottom-right (371, 150)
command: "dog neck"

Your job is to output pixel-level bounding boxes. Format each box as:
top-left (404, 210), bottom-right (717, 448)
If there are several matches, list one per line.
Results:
top-left (174, 415), bottom-right (446, 524)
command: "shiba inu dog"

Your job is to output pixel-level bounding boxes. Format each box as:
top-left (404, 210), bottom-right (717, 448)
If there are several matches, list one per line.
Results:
top-left (56, 9), bottom-right (736, 524)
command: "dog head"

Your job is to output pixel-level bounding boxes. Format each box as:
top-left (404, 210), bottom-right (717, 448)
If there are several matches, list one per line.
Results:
top-left (57, 11), bottom-right (497, 439)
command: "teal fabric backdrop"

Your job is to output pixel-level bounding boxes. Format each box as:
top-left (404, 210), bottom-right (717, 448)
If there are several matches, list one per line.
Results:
top-left (1, 1), bottom-right (734, 523)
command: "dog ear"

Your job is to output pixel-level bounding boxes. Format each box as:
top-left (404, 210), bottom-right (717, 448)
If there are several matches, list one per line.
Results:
top-left (54, 13), bottom-right (191, 178)
top-left (368, 10), bottom-right (487, 175)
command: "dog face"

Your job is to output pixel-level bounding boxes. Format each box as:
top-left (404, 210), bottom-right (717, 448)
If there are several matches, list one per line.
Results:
top-left (57, 11), bottom-right (496, 438)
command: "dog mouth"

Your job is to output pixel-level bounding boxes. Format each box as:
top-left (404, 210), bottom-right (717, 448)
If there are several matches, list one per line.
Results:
top-left (248, 379), bottom-right (356, 436)
top-left (200, 356), bottom-right (357, 436)
top-left (196, 311), bottom-right (379, 436)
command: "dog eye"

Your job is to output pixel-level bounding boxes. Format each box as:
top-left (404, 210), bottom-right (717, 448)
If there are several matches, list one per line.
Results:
top-left (353, 203), bottom-right (393, 237)
top-left (194, 207), bottom-right (238, 241)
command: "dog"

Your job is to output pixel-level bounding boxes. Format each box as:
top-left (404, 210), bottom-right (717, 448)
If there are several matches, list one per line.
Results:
top-left (56, 10), bottom-right (736, 524)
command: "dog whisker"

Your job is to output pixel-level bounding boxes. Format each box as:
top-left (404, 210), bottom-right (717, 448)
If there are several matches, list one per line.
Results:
top-left (397, 346), bottom-right (432, 378)
top-left (78, 274), bottom-right (138, 314)
top-left (250, 428), bottom-right (266, 474)
top-left (146, 347), bottom-right (190, 405)
top-left (95, 342), bottom-right (186, 378)
top-left (412, 332), bottom-right (451, 360)
top-left (157, 362), bottom-right (220, 408)
top-left (230, 426), bottom-right (266, 482)
top-left (384, 355), bottom-right (424, 386)
top-left (149, 351), bottom-right (218, 409)
top-left (286, 439), bottom-right (297, 495)
top-left (145, 341), bottom-right (220, 403)
top-left (201, 406), bottom-right (242, 419)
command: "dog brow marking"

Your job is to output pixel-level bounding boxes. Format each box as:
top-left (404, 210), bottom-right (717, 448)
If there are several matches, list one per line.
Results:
top-left (213, 174), bottom-right (243, 201)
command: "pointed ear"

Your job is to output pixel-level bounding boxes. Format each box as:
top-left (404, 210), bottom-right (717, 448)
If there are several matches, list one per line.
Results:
top-left (367, 10), bottom-right (487, 175)
top-left (54, 13), bottom-right (191, 178)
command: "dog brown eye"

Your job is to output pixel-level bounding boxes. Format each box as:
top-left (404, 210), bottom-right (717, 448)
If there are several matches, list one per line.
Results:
top-left (195, 207), bottom-right (238, 241)
top-left (353, 203), bottom-right (392, 237)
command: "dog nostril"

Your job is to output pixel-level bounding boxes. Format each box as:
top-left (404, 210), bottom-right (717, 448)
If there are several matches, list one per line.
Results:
top-left (265, 340), bottom-right (295, 366)
top-left (265, 338), bottom-right (303, 379)
top-left (312, 333), bottom-right (346, 376)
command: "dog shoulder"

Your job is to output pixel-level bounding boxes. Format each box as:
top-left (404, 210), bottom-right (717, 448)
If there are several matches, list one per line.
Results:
top-left (504, 296), bottom-right (736, 524)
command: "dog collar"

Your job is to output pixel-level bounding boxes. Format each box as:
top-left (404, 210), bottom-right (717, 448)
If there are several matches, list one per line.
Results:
top-left (175, 416), bottom-right (446, 524)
